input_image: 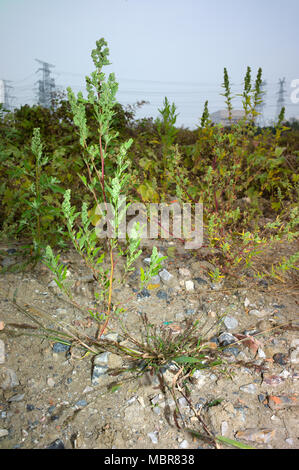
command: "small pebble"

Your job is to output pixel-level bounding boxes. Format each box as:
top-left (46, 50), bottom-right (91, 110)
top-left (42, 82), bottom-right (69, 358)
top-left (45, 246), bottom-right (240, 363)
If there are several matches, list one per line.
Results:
top-left (191, 370), bottom-right (206, 388)
top-left (194, 277), bottom-right (208, 285)
top-left (159, 269), bottom-right (173, 284)
top-left (0, 367), bottom-right (19, 390)
top-left (218, 332), bottom-right (238, 346)
top-left (223, 316), bottom-right (238, 330)
top-left (225, 347), bottom-right (240, 357)
top-left (273, 353), bottom-right (288, 366)
top-left (258, 394), bottom-right (266, 403)
top-left (249, 309), bottom-right (265, 318)
top-left (185, 280), bottom-right (194, 291)
top-left (46, 439), bottom-right (65, 449)
top-left (257, 348), bottom-right (266, 359)
top-left (92, 365), bottom-right (108, 385)
top-left (75, 399), bottom-right (87, 407)
top-left (94, 352), bottom-right (110, 365)
top-left (152, 406), bottom-right (161, 415)
top-left (127, 396), bottom-right (136, 405)
top-left (236, 428), bottom-right (275, 444)
top-left (137, 288), bottom-right (150, 299)
top-left (156, 290), bottom-right (168, 300)
top-left (290, 350), bottom-right (299, 364)
top-left (52, 342), bottom-right (71, 353)
top-left (150, 275), bottom-right (160, 284)
top-left (178, 397), bottom-right (188, 408)
top-left (8, 393), bottom-right (25, 402)
top-left (239, 383), bottom-right (257, 394)
top-left (47, 378), bottom-right (55, 387)
top-left (179, 439), bottom-right (189, 449)
top-left (0, 340), bottom-right (5, 364)
top-left (258, 279), bottom-right (268, 288)
top-left (148, 432), bottom-right (158, 444)
top-left (290, 339), bottom-right (299, 348)
top-left (48, 280), bottom-right (57, 288)
top-left (0, 429), bottom-right (9, 438)
top-left (185, 308), bottom-right (195, 315)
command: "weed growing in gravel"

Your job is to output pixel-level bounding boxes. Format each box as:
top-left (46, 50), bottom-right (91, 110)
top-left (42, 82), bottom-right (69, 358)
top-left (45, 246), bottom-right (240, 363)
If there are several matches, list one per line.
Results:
top-left (43, 39), bottom-right (165, 339)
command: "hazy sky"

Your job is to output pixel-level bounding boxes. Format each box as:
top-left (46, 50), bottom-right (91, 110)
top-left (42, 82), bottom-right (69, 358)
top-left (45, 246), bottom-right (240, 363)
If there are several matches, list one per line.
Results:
top-left (1, 0), bottom-right (298, 127)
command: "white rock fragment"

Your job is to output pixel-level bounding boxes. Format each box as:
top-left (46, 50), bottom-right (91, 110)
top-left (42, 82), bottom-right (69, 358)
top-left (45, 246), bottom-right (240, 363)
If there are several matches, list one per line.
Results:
top-left (257, 348), bottom-right (266, 359)
top-left (178, 397), bottom-right (188, 408)
top-left (0, 429), bottom-right (9, 438)
top-left (290, 339), bottom-right (299, 348)
top-left (279, 370), bottom-right (290, 379)
top-left (179, 439), bottom-right (189, 449)
top-left (249, 309), bottom-right (267, 318)
top-left (185, 280), bottom-right (194, 291)
top-left (127, 396), bottom-right (136, 405)
top-left (0, 368), bottom-right (19, 390)
top-left (102, 332), bottom-right (119, 342)
top-left (150, 275), bottom-right (161, 284)
top-left (91, 365), bottom-right (108, 385)
top-left (48, 280), bottom-right (57, 288)
top-left (239, 383), bottom-right (257, 394)
top-left (47, 377), bottom-right (55, 387)
top-left (0, 340), bottom-right (5, 364)
top-left (209, 374), bottom-right (218, 381)
top-left (223, 316), bottom-right (238, 330)
top-left (285, 438), bottom-right (294, 445)
top-left (159, 269), bottom-right (173, 284)
top-left (290, 349), bottom-right (299, 364)
top-left (94, 352), bottom-right (110, 365)
top-left (191, 370), bottom-right (206, 389)
top-left (244, 298), bottom-right (250, 308)
top-left (137, 396), bottom-right (145, 408)
top-left (148, 431), bottom-right (159, 444)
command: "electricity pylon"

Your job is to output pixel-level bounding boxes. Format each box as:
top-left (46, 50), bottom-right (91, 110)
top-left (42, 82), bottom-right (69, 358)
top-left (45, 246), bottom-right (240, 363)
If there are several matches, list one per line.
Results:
top-left (35, 59), bottom-right (56, 108)
top-left (0, 79), bottom-right (15, 111)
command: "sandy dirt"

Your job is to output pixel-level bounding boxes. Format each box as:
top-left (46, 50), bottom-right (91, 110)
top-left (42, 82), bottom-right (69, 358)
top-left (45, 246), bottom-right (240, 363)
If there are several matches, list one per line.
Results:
top-left (0, 238), bottom-right (298, 449)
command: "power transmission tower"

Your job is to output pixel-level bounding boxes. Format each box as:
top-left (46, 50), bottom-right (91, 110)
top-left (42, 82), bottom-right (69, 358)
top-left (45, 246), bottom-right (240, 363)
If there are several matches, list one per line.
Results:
top-left (276, 77), bottom-right (286, 120)
top-left (35, 59), bottom-right (56, 108)
top-left (0, 79), bottom-right (15, 111)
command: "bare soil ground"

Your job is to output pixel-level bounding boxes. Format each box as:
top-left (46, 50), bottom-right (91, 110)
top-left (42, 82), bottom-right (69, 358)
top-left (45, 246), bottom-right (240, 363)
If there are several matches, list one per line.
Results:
top-left (0, 238), bottom-right (298, 449)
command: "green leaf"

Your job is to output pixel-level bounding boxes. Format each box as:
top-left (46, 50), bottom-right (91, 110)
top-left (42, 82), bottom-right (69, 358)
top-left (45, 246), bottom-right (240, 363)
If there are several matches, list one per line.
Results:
top-left (173, 355), bottom-right (205, 364)
top-left (215, 435), bottom-right (255, 449)
top-left (274, 146), bottom-right (286, 158)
